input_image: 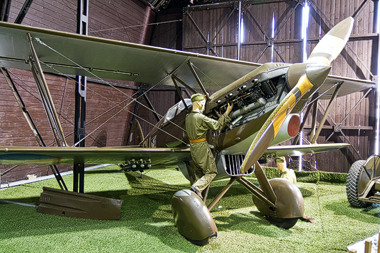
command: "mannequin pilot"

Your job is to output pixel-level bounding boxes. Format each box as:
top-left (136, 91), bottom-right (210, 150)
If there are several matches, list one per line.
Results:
top-left (186, 93), bottom-right (233, 199)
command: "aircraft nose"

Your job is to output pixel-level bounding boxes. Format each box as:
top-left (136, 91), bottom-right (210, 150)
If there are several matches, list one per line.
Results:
top-left (287, 62), bottom-right (331, 89)
top-left (305, 63), bottom-right (331, 87)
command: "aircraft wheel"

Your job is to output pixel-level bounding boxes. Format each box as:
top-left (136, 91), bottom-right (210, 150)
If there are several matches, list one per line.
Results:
top-left (266, 216), bottom-right (298, 229)
top-left (172, 189), bottom-right (217, 246)
top-left (346, 160), bottom-right (372, 208)
top-left (252, 178), bottom-right (304, 229)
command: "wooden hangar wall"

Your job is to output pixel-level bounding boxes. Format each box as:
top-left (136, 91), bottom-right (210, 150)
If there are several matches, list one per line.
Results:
top-left (153, 0), bottom-right (377, 173)
top-left (303, 0), bottom-right (376, 172)
top-left (0, 0), bottom-right (156, 183)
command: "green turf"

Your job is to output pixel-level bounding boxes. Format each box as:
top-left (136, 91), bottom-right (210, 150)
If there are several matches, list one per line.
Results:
top-left (259, 166), bottom-right (348, 184)
top-left (0, 165), bottom-right (379, 252)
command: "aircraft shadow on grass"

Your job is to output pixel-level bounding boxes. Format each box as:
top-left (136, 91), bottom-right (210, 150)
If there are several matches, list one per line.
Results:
top-left (0, 171), bottom-right (317, 250)
top-left (0, 171), bottom-right (270, 251)
top-left (0, 172), bottom-right (197, 251)
top-left (214, 211), bottom-right (293, 238)
top-left (324, 200), bottom-right (380, 224)
top-left (297, 187), bottom-right (314, 198)
top-left (85, 169), bottom-right (122, 174)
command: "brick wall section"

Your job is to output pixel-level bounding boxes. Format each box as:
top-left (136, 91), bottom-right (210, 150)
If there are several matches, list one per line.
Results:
top-left (0, 0), bottom-right (156, 183)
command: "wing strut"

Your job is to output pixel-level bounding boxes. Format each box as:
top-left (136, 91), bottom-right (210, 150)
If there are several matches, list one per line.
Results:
top-left (0, 67), bottom-right (68, 190)
top-left (187, 61), bottom-right (209, 99)
top-left (171, 76), bottom-right (190, 112)
top-left (321, 87), bottom-right (373, 160)
top-left (27, 33), bottom-right (68, 147)
top-left (172, 75), bottom-right (197, 94)
top-left (310, 81), bottom-right (343, 143)
top-left (292, 92), bottom-right (319, 145)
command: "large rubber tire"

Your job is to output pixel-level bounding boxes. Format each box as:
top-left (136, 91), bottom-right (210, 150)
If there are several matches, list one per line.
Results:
top-left (346, 160), bottom-right (372, 208)
top-left (266, 216), bottom-right (298, 229)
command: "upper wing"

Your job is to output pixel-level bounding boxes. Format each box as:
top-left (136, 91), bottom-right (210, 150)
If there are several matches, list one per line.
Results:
top-left (0, 22), bottom-right (373, 95)
top-left (0, 146), bottom-right (190, 165)
top-left (320, 75), bottom-right (375, 98)
top-left (264, 143), bottom-right (350, 157)
top-left (0, 21), bottom-right (259, 90)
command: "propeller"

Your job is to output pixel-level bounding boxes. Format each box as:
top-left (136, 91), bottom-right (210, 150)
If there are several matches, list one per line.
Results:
top-left (307, 16), bottom-right (354, 65)
top-left (240, 17), bottom-right (354, 174)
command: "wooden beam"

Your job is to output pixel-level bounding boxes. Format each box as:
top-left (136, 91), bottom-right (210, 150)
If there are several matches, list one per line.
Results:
top-left (303, 125), bottom-right (373, 131)
top-left (183, 34), bottom-right (379, 51)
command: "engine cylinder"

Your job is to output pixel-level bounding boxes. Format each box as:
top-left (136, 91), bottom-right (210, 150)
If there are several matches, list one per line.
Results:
top-left (230, 98), bottom-right (266, 119)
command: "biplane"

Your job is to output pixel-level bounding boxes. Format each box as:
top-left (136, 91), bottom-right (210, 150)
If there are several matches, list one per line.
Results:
top-left (0, 16), bottom-right (375, 245)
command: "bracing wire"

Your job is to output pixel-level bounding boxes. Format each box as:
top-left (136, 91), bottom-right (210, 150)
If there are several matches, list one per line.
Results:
top-left (7, 69), bottom-right (108, 147)
top-left (90, 19), bottom-right (183, 34)
top-left (35, 37), bottom-right (186, 132)
top-left (306, 82), bottom-right (339, 106)
top-left (40, 60), bottom-right (188, 146)
top-left (191, 62), bottom-right (222, 90)
top-left (40, 61), bottom-right (188, 146)
top-left (34, 39), bottom-right (188, 146)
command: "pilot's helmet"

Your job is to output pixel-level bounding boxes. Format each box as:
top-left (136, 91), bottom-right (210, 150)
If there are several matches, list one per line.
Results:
top-left (191, 93), bottom-right (206, 103)
top-left (276, 156), bottom-right (286, 163)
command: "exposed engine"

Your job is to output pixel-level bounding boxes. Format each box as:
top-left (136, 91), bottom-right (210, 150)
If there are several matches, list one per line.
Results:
top-left (208, 71), bottom-right (290, 130)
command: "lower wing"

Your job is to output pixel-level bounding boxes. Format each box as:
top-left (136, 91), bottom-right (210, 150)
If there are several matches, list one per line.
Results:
top-left (0, 146), bottom-right (190, 166)
top-left (264, 143), bottom-right (350, 157)
top-left (0, 143), bottom-right (349, 165)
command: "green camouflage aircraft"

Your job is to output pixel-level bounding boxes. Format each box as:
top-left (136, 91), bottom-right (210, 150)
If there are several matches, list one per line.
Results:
top-left (0, 17), bottom-right (375, 245)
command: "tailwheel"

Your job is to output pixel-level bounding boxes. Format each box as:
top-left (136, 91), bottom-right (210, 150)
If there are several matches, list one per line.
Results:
top-left (266, 216), bottom-right (298, 229)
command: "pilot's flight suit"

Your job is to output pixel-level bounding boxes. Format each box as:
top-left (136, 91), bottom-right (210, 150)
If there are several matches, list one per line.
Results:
top-left (186, 111), bottom-right (231, 193)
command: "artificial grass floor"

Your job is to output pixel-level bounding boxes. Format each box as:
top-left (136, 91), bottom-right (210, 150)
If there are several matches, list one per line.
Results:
top-left (0, 165), bottom-right (379, 253)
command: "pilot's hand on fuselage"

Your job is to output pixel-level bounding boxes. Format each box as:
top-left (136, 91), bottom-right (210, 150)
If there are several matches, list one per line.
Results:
top-left (225, 102), bottom-right (233, 116)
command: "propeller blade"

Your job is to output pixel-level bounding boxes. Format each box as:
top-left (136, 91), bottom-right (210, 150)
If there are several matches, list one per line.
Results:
top-left (306, 17), bottom-right (354, 65)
